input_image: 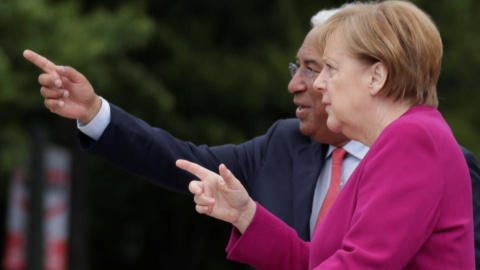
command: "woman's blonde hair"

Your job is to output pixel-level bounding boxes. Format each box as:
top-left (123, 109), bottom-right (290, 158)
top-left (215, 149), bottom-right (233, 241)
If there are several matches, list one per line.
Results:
top-left (315, 0), bottom-right (442, 107)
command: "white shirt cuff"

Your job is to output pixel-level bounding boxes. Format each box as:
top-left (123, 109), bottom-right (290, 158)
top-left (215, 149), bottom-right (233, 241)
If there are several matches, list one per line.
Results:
top-left (77, 97), bottom-right (111, 141)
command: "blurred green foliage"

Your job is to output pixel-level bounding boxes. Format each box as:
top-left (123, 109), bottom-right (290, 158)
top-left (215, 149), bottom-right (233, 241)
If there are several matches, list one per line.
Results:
top-left (0, 0), bottom-right (479, 269)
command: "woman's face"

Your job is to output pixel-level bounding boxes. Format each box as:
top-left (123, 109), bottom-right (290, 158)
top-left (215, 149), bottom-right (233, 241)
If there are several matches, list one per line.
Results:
top-left (312, 33), bottom-right (374, 138)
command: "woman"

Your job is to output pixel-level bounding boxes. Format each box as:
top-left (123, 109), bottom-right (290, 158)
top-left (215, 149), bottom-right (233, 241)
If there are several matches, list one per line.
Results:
top-left (176, 1), bottom-right (475, 269)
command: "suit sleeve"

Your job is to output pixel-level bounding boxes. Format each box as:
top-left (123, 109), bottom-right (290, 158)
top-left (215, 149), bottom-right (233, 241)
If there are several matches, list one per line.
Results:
top-left (460, 145), bottom-right (480, 269)
top-left (77, 103), bottom-right (277, 194)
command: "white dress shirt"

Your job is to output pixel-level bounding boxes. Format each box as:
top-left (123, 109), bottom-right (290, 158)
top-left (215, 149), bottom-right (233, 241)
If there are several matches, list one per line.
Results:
top-left (77, 97), bottom-right (111, 140)
top-left (309, 141), bottom-right (370, 237)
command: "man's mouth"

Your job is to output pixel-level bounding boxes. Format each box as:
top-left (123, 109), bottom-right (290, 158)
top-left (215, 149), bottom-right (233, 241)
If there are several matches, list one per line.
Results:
top-left (295, 104), bottom-right (311, 119)
top-left (297, 105), bottom-right (309, 112)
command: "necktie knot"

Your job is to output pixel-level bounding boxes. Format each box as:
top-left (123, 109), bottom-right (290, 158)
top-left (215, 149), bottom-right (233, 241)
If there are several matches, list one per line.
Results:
top-left (332, 147), bottom-right (348, 167)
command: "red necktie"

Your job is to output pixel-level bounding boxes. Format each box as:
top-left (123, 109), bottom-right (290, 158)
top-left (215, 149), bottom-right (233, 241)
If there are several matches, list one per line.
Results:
top-left (314, 147), bottom-right (348, 230)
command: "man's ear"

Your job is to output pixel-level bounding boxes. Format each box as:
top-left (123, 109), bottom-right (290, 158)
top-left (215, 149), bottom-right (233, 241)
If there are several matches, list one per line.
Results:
top-left (368, 62), bottom-right (388, 96)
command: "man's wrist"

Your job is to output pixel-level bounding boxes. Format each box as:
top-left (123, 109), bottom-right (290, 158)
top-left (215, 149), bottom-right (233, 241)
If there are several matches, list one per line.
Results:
top-left (77, 97), bottom-right (111, 141)
top-left (79, 96), bottom-right (102, 124)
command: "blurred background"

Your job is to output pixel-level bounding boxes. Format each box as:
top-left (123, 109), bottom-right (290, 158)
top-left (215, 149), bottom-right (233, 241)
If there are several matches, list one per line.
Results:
top-left (0, 0), bottom-right (479, 269)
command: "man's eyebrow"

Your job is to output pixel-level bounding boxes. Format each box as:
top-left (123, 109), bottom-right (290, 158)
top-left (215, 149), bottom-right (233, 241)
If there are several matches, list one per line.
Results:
top-left (304, 59), bottom-right (321, 67)
top-left (294, 57), bottom-right (321, 67)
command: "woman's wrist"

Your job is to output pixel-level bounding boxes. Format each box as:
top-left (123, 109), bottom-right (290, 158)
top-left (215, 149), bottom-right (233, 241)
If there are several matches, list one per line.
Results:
top-left (233, 199), bottom-right (257, 234)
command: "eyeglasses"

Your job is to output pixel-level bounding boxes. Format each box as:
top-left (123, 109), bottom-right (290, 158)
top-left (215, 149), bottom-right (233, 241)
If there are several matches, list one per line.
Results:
top-left (289, 63), bottom-right (320, 85)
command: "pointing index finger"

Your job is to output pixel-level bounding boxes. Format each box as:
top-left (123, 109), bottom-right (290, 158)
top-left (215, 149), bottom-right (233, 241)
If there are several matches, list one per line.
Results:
top-left (176, 159), bottom-right (215, 180)
top-left (23, 49), bottom-right (58, 75)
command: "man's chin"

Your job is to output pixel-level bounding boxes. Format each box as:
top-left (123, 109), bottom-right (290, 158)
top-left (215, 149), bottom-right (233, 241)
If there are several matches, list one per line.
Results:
top-left (298, 121), bottom-right (314, 137)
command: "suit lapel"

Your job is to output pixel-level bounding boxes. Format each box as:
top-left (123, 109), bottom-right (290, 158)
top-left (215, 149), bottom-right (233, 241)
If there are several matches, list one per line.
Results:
top-left (292, 140), bottom-right (326, 241)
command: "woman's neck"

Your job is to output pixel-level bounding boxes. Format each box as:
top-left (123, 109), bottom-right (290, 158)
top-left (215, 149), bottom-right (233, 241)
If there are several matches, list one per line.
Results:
top-left (361, 99), bottom-right (412, 147)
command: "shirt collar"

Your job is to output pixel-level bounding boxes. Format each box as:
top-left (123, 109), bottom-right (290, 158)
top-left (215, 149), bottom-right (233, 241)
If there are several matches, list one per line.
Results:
top-left (326, 140), bottom-right (370, 160)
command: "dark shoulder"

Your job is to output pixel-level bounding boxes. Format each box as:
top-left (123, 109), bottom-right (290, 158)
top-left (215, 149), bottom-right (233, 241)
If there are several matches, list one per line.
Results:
top-left (266, 118), bottom-right (318, 145)
top-left (459, 145), bottom-right (480, 175)
top-left (460, 145), bottom-right (478, 161)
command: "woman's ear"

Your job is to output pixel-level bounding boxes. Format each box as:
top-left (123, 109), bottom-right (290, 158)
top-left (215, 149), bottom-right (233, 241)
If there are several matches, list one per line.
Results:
top-left (368, 62), bottom-right (388, 96)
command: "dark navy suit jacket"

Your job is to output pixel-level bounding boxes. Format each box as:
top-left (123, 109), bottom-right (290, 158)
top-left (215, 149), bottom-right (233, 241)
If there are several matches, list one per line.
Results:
top-left (79, 103), bottom-right (480, 268)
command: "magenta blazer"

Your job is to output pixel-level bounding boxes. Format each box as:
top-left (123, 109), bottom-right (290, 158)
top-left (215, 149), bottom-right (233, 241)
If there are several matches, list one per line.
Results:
top-left (225, 106), bottom-right (475, 269)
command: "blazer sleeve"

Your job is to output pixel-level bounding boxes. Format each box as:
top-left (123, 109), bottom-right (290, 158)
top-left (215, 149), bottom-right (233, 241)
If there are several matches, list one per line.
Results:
top-left (460, 145), bottom-right (480, 268)
top-left (77, 103), bottom-right (281, 194)
top-left (226, 125), bottom-right (449, 270)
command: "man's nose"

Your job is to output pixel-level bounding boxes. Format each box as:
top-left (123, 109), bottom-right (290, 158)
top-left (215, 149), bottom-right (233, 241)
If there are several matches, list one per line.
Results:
top-left (287, 72), bottom-right (307, 94)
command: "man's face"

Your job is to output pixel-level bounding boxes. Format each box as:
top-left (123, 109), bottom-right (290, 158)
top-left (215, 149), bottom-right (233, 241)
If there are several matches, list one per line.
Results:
top-left (288, 26), bottom-right (348, 146)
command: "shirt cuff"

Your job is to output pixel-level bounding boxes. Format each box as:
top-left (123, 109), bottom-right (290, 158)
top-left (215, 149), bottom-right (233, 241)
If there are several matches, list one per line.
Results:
top-left (77, 97), bottom-right (111, 141)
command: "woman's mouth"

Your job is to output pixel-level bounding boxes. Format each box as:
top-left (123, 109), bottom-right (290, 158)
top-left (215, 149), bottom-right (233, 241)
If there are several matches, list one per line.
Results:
top-left (324, 104), bottom-right (332, 112)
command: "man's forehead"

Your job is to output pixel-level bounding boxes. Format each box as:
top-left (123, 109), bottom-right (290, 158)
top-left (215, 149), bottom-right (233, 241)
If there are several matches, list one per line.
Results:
top-left (296, 41), bottom-right (322, 65)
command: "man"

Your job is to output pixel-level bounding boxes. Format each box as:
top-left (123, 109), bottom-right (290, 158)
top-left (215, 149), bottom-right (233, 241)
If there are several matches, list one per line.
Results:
top-left (24, 7), bottom-right (480, 266)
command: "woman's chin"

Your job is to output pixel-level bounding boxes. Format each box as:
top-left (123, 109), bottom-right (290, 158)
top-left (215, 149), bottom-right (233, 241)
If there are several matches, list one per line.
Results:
top-left (326, 119), bottom-right (342, 133)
